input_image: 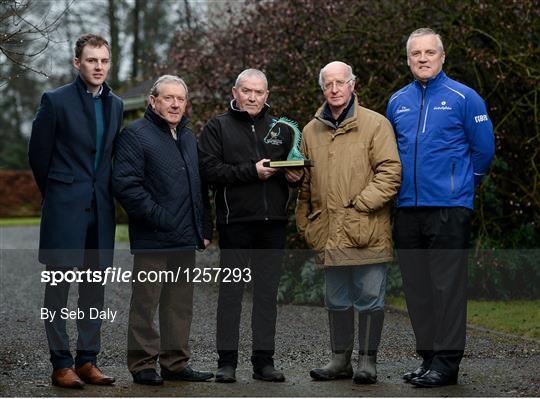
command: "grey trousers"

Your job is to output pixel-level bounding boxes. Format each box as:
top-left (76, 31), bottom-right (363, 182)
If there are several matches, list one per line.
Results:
top-left (127, 251), bottom-right (195, 373)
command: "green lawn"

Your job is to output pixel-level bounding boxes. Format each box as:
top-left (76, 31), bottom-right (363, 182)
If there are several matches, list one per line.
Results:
top-left (0, 217), bottom-right (41, 226)
top-left (115, 224), bottom-right (129, 242)
top-left (1, 218), bottom-right (129, 243)
top-left (387, 296), bottom-right (540, 340)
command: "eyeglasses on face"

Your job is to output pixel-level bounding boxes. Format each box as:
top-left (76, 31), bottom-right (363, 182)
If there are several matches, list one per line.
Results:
top-left (323, 78), bottom-right (354, 91)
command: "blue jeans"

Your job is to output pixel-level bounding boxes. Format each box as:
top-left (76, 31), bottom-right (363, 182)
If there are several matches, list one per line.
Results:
top-left (324, 264), bottom-right (387, 312)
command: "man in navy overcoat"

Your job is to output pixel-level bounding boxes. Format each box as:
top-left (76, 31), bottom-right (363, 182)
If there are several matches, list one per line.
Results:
top-left (28, 34), bottom-right (123, 389)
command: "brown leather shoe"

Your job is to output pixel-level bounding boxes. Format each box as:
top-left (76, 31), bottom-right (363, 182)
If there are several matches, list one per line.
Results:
top-left (75, 362), bottom-right (115, 385)
top-left (51, 368), bottom-right (85, 389)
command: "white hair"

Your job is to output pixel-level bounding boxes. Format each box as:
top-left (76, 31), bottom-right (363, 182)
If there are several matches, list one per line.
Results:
top-left (234, 68), bottom-right (268, 89)
top-left (318, 61), bottom-right (356, 90)
top-left (406, 28), bottom-right (444, 54)
top-left (150, 74), bottom-right (189, 98)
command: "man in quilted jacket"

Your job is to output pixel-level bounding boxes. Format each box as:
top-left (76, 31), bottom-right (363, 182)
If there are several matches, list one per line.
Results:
top-left (113, 75), bottom-right (213, 386)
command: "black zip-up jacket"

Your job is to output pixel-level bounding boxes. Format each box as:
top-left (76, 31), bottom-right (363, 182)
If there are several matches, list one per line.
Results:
top-left (113, 106), bottom-right (212, 252)
top-left (198, 101), bottom-right (296, 225)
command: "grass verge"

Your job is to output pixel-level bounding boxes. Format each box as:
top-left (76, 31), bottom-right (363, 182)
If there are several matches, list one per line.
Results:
top-left (1, 219), bottom-right (130, 244)
top-left (0, 217), bottom-right (41, 226)
top-left (386, 296), bottom-right (540, 340)
top-left (115, 224), bottom-right (129, 242)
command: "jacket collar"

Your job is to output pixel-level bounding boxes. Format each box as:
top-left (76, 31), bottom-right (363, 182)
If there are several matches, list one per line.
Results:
top-left (413, 70), bottom-right (448, 90)
top-left (229, 99), bottom-right (270, 121)
top-left (144, 105), bottom-right (188, 134)
top-left (315, 95), bottom-right (359, 130)
top-left (75, 74), bottom-right (111, 98)
top-left (319, 94), bottom-right (355, 127)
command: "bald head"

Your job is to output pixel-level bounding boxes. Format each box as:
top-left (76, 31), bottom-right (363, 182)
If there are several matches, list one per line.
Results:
top-left (319, 61), bottom-right (356, 90)
top-left (318, 61), bottom-right (356, 119)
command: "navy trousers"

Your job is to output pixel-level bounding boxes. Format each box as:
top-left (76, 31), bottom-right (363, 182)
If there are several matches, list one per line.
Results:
top-left (43, 204), bottom-right (105, 369)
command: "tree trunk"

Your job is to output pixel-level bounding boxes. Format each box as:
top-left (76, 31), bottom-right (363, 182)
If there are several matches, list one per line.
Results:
top-left (183, 0), bottom-right (192, 30)
top-left (132, 0), bottom-right (141, 82)
top-left (108, 0), bottom-right (120, 88)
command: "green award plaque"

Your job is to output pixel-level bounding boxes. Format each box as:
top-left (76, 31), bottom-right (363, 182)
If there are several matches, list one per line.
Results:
top-left (262, 117), bottom-right (313, 168)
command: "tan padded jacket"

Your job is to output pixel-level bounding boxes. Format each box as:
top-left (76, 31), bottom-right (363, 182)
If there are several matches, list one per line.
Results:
top-left (296, 97), bottom-right (401, 266)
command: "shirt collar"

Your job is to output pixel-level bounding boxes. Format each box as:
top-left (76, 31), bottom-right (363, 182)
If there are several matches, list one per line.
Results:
top-left (87, 85), bottom-right (104, 98)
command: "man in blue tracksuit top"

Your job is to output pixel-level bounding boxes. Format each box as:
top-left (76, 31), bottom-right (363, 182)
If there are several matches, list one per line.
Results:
top-left (387, 28), bottom-right (495, 387)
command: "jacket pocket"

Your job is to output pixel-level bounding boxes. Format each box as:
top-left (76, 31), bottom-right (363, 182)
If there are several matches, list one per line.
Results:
top-left (342, 208), bottom-right (374, 248)
top-left (47, 170), bottom-right (74, 184)
top-left (304, 209), bottom-right (328, 250)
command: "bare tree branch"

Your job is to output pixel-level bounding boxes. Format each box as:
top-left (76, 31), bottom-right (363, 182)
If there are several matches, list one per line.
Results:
top-left (0, 0), bottom-right (74, 78)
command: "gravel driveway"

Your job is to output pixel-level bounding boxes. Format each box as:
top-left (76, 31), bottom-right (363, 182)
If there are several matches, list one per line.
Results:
top-left (1, 226), bottom-right (538, 397)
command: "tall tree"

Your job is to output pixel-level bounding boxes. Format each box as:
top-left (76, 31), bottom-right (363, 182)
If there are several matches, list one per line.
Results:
top-left (131, 0), bottom-right (141, 81)
top-left (108, 0), bottom-right (120, 88)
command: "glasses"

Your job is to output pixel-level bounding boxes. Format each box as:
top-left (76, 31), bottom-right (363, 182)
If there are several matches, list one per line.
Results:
top-left (323, 78), bottom-right (354, 91)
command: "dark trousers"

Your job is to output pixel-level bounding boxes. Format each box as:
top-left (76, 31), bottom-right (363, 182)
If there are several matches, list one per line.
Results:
top-left (394, 207), bottom-right (472, 376)
top-left (216, 221), bottom-right (286, 370)
top-left (127, 251), bottom-right (195, 374)
top-left (44, 206), bottom-right (104, 369)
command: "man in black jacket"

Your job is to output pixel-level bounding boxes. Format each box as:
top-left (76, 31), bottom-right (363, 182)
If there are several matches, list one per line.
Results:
top-left (113, 75), bottom-right (213, 386)
top-left (198, 69), bottom-right (303, 383)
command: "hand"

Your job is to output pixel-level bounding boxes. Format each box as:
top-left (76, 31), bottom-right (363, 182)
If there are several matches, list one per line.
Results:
top-left (256, 159), bottom-right (277, 181)
top-left (204, 239), bottom-right (211, 248)
top-left (284, 168), bottom-right (304, 183)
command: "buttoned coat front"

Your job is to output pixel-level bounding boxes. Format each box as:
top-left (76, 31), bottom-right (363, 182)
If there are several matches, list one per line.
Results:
top-left (28, 76), bottom-right (123, 267)
top-left (296, 98), bottom-right (401, 266)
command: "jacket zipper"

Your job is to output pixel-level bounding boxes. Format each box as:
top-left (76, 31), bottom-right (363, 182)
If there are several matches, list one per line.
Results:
top-left (414, 86), bottom-right (426, 207)
top-left (451, 161), bottom-right (455, 193)
top-left (252, 124), bottom-right (269, 219)
top-left (223, 186), bottom-right (230, 224)
top-left (284, 189), bottom-right (291, 212)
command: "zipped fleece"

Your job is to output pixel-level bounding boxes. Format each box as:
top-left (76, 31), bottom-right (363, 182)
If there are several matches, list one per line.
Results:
top-left (198, 101), bottom-right (294, 225)
top-left (387, 71), bottom-right (495, 209)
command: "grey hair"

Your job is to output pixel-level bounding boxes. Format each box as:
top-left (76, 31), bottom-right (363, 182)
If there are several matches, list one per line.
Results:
top-left (149, 74), bottom-right (189, 98)
top-left (318, 62), bottom-right (356, 90)
top-left (234, 68), bottom-right (268, 89)
top-left (406, 28), bottom-right (444, 54)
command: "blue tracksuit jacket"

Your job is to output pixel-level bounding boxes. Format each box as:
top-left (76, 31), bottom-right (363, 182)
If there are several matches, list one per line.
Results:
top-left (387, 71), bottom-right (495, 209)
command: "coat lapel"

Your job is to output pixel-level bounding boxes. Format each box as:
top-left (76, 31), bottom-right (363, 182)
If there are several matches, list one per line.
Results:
top-left (101, 90), bottom-right (117, 153)
top-left (74, 76), bottom-right (97, 146)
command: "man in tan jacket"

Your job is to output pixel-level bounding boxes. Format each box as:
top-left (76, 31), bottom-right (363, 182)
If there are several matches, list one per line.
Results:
top-left (296, 61), bottom-right (401, 384)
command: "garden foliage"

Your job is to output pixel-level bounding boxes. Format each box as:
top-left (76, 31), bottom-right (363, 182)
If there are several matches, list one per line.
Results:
top-left (170, 0), bottom-right (539, 300)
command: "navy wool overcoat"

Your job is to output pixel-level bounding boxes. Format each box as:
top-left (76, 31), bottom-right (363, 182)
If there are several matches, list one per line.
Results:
top-left (28, 75), bottom-right (123, 268)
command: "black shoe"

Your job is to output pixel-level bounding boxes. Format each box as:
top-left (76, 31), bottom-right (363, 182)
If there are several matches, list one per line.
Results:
top-left (132, 369), bottom-right (164, 386)
top-left (161, 365), bottom-right (213, 382)
top-left (411, 369), bottom-right (458, 387)
top-left (403, 365), bottom-right (428, 382)
top-left (215, 365), bottom-right (236, 383)
top-left (253, 365), bottom-right (285, 382)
